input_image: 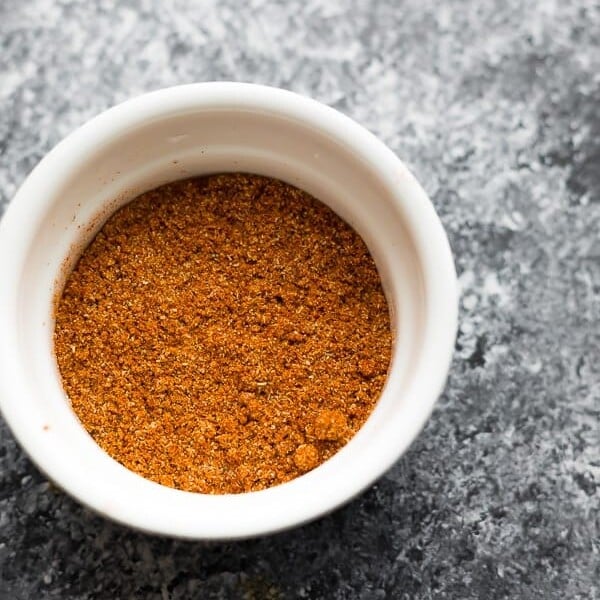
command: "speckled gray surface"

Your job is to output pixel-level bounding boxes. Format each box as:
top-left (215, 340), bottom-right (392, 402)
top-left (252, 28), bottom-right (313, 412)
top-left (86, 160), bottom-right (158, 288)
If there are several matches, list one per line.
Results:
top-left (1, 0), bottom-right (599, 598)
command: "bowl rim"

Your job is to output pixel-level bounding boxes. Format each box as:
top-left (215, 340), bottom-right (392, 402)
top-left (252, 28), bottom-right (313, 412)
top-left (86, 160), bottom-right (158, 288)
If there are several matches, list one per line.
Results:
top-left (0, 82), bottom-right (457, 539)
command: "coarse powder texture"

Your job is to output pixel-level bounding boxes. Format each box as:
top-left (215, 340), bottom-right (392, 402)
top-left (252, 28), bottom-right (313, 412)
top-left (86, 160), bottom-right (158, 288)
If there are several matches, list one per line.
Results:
top-left (54, 174), bottom-right (392, 494)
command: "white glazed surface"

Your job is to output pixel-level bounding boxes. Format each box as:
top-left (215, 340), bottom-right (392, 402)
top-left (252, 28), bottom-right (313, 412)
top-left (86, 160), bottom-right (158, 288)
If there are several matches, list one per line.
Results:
top-left (0, 83), bottom-right (457, 539)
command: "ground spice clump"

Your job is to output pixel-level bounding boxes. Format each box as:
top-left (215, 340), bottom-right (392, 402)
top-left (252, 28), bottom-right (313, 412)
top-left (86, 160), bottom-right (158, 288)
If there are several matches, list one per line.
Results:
top-left (54, 174), bottom-right (392, 494)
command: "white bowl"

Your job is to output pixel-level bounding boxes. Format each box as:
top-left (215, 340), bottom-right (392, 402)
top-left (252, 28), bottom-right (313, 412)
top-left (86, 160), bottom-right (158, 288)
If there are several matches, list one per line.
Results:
top-left (0, 83), bottom-right (457, 539)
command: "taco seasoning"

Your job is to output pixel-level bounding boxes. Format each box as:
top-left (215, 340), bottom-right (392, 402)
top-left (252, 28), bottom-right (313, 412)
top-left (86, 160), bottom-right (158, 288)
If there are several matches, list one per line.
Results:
top-left (54, 174), bottom-right (392, 494)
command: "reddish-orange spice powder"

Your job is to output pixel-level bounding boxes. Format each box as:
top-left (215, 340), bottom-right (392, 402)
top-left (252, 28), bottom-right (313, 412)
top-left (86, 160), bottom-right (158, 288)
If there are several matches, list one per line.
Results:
top-left (54, 174), bottom-right (392, 494)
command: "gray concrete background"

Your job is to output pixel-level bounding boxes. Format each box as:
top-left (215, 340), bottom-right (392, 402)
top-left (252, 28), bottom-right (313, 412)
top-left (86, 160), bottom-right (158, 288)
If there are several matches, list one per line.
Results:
top-left (1, 1), bottom-right (599, 598)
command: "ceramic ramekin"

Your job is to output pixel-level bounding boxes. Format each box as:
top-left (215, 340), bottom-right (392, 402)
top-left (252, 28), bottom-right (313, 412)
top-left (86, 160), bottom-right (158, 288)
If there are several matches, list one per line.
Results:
top-left (0, 83), bottom-right (457, 539)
